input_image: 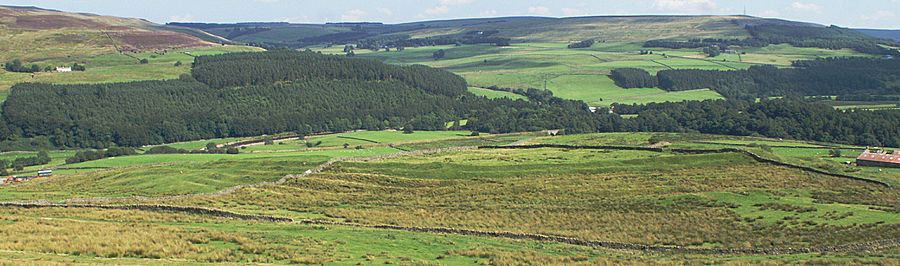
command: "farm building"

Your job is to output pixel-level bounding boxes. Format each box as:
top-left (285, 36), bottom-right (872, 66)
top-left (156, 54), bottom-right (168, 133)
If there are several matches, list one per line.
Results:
top-left (856, 150), bottom-right (900, 168)
top-left (56, 66), bottom-right (72, 72)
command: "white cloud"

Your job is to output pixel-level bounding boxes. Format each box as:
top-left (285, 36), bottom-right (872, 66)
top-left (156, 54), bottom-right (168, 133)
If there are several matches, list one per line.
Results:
top-left (376, 7), bottom-right (393, 16)
top-left (341, 9), bottom-right (367, 21)
top-left (439, 0), bottom-right (473, 5)
top-left (561, 7), bottom-right (587, 17)
top-left (790, 2), bottom-right (823, 13)
top-left (653, 0), bottom-right (718, 13)
top-left (527, 6), bottom-right (552, 16)
top-left (861, 10), bottom-right (896, 21)
top-left (420, 0), bottom-right (474, 17)
top-left (480, 10), bottom-right (498, 16)
top-left (424, 5), bottom-right (450, 15)
top-left (758, 10), bottom-right (781, 18)
top-left (169, 14), bottom-right (195, 22)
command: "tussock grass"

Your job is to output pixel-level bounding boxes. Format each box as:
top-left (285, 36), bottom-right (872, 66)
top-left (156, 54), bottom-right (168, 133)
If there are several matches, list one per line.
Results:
top-left (167, 147), bottom-right (898, 249)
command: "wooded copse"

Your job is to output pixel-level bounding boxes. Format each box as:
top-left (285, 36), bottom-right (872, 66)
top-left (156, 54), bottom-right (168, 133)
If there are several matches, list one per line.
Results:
top-left (609, 57), bottom-right (900, 99)
top-left (611, 98), bottom-right (900, 147)
top-left (610, 68), bottom-right (657, 88)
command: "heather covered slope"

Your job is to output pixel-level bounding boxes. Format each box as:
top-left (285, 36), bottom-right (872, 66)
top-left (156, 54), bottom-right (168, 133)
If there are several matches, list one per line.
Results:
top-left (0, 5), bottom-right (211, 62)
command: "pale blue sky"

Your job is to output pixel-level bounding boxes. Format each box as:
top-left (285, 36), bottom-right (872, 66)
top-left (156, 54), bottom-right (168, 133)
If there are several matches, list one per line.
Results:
top-left (4, 0), bottom-right (899, 29)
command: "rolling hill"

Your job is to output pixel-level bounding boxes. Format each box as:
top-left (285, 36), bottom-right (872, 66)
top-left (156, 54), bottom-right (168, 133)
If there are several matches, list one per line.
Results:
top-left (856, 28), bottom-right (900, 42)
top-left (171, 15), bottom-right (821, 47)
top-left (0, 5), bottom-right (212, 62)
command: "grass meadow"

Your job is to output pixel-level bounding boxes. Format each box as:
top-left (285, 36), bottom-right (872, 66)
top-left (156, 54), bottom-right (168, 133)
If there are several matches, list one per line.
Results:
top-left (162, 146), bottom-right (898, 250)
top-left (0, 45), bottom-right (262, 94)
top-left (1, 131), bottom-right (897, 264)
top-left (318, 42), bottom-right (868, 107)
top-left (2, 207), bottom-right (892, 265)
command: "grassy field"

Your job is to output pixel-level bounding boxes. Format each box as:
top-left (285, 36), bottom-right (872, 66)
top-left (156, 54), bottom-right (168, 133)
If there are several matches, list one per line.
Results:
top-left (1, 131), bottom-right (897, 264)
top-left (467, 87), bottom-right (528, 100)
top-left (238, 130), bottom-right (481, 152)
top-left (161, 145), bottom-right (898, 250)
top-left (3, 207), bottom-right (894, 265)
top-left (319, 42), bottom-right (868, 107)
top-left (545, 75), bottom-right (722, 106)
top-left (0, 130), bottom-right (494, 201)
top-left (529, 132), bottom-right (900, 187)
top-left (0, 45), bottom-right (262, 93)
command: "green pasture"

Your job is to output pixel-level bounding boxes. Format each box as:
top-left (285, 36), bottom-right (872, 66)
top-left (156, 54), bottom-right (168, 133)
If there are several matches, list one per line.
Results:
top-left (176, 144), bottom-right (898, 250)
top-left (0, 45), bottom-right (262, 93)
top-left (241, 130), bottom-right (478, 152)
top-left (319, 42), bottom-right (868, 107)
top-left (4, 207), bottom-right (891, 265)
top-left (545, 75), bottom-right (722, 106)
top-left (467, 87), bottom-right (528, 100)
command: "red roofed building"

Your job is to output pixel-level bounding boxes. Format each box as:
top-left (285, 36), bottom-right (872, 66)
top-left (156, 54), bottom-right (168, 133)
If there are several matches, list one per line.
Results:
top-left (857, 150), bottom-right (900, 168)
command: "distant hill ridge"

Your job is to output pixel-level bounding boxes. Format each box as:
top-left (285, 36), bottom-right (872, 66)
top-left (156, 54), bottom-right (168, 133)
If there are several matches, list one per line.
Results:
top-left (855, 28), bottom-right (900, 42)
top-left (168, 15), bottom-right (842, 49)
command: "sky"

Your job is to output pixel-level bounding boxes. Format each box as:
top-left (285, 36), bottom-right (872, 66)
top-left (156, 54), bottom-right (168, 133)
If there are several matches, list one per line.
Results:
top-left (3, 0), bottom-right (899, 29)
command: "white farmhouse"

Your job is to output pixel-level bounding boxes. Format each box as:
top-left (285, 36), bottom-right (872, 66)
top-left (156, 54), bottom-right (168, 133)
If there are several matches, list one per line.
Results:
top-left (56, 67), bottom-right (72, 72)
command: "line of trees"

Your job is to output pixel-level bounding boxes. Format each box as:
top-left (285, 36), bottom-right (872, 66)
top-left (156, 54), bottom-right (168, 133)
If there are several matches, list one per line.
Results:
top-left (191, 50), bottom-right (468, 97)
top-left (4, 59), bottom-right (41, 73)
top-left (4, 59), bottom-right (86, 73)
top-left (0, 151), bottom-right (51, 173)
top-left (610, 68), bottom-right (658, 88)
top-left (145, 144), bottom-right (238, 155)
top-left (610, 98), bottom-right (900, 147)
top-left (609, 57), bottom-right (900, 99)
top-left (65, 147), bottom-right (137, 164)
top-left (567, 39), bottom-right (595, 49)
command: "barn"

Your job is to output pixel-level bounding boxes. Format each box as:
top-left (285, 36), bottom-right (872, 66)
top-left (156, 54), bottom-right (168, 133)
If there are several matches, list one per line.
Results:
top-left (856, 150), bottom-right (900, 168)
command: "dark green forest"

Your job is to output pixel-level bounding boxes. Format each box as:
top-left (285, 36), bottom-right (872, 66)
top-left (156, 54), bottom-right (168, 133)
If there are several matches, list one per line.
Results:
top-left (610, 68), bottom-right (658, 88)
top-left (611, 57), bottom-right (900, 99)
top-left (611, 98), bottom-right (900, 147)
top-left (0, 51), bottom-right (586, 148)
